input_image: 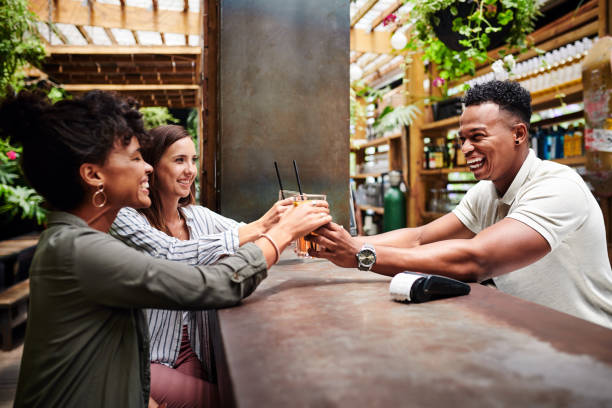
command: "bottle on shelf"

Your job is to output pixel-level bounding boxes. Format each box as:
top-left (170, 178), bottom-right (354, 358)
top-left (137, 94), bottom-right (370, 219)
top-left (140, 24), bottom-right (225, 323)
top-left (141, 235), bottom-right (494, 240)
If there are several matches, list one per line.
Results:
top-left (383, 171), bottom-right (406, 232)
top-left (530, 127), bottom-right (539, 158)
top-left (423, 137), bottom-right (431, 170)
top-left (573, 123), bottom-right (584, 157)
top-left (563, 124), bottom-right (574, 158)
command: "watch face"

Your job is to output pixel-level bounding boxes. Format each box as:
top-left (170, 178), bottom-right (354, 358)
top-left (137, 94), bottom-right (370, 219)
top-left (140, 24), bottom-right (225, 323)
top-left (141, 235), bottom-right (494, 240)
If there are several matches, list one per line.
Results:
top-left (359, 249), bottom-right (376, 266)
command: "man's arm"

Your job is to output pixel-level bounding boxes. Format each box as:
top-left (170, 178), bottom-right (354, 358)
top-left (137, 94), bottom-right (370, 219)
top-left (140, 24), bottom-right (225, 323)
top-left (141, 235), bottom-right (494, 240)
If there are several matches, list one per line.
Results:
top-left (352, 212), bottom-right (475, 248)
top-left (312, 216), bottom-right (550, 282)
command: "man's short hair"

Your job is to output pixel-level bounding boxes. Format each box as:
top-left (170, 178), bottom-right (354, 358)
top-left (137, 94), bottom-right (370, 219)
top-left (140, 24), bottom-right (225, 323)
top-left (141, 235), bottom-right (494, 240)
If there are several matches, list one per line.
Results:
top-left (462, 80), bottom-right (532, 128)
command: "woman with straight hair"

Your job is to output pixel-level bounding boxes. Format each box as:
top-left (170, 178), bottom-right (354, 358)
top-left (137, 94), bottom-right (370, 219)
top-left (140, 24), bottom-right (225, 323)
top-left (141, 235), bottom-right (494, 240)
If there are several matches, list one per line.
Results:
top-left (0, 90), bottom-right (331, 407)
top-left (110, 124), bottom-right (299, 407)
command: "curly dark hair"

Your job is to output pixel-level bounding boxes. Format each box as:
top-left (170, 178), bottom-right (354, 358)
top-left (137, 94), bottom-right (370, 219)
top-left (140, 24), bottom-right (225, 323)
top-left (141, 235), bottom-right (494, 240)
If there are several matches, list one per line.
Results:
top-left (0, 89), bottom-right (151, 211)
top-left (462, 80), bottom-right (532, 128)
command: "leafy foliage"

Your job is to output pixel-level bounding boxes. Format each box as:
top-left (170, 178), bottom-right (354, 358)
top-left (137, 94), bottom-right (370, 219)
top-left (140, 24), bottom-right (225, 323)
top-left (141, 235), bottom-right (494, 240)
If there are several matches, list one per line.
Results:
top-left (0, 0), bottom-right (46, 97)
top-left (404, 0), bottom-right (540, 86)
top-left (350, 81), bottom-right (390, 137)
top-left (373, 105), bottom-right (420, 135)
top-left (0, 184), bottom-right (46, 224)
top-left (0, 139), bottom-right (47, 225)
top-left (139, 107), bottom-right (179, 130)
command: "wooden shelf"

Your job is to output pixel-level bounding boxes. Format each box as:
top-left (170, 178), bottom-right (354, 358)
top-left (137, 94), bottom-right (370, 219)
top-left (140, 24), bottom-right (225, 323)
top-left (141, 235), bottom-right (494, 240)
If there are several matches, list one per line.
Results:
top-left (418, 156), bottom-right (585, 177)
top-left (531, 79), bottom-right (583, 111)
top-left (420, 167), bottom-right (470, 176)
top-left (531, 110), bottom-right (584, 128)
top-left (420, 115), bottom-right (460, 133)
top-left (552, 156), bottom-right (586, 166)
top-left (420, 79), bottom-right (584, 135)
top-left (351, 172), bottom-right (383, 179)
top-left (358, 205), bottom-right (384, 215)
top-left (351, 132), bottom-right (402, 151)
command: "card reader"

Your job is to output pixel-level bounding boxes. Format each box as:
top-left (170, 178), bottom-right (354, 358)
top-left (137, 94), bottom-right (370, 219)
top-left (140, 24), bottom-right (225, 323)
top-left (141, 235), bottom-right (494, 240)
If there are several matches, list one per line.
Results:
top-left (389, 272), bottom-right (470, 303)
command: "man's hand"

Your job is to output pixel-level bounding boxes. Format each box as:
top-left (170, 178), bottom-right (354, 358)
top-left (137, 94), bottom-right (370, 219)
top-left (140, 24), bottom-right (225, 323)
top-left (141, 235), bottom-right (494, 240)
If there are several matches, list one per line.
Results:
top-left (308, 222), bottom-right (362, 268)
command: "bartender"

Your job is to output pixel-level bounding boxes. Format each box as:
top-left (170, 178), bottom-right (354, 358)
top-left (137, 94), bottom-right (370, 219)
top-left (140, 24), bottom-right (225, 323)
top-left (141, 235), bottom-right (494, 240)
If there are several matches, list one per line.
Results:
top-left (311, 80), bottom-right (612, 329)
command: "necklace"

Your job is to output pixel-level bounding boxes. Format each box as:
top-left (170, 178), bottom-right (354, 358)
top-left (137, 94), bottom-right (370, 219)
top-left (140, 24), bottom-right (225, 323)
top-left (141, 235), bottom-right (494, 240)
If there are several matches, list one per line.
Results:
top-left (175, 208), bottom-right (185, 240)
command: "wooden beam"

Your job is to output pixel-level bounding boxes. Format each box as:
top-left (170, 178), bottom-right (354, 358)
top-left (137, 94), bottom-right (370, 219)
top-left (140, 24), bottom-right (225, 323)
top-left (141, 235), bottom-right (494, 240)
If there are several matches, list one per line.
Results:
top-left (46, 45), bottom-right (201, 55)
top-left (350, 51), bottom-right (363, 63)
top-left (350, 0), bottom-right (378, 28)
top-left (49, 22), bottom-right (69, 45)
top-left (600, 0), bottom-right (610, 36)
top-left (62, 84), bottom-right (199, 91)
top-left (370, 1), bottom-right (402, 31)
top-left (76, 25), bottom-right (93, 45)
top-left (104, 27), bottom-right (118, 45)
top-left (361, 54), bottom-right (394, 78)
top-left (29, 0), bottom-right (201, 35)
top-left (350, 28), bottom-right (392, 54)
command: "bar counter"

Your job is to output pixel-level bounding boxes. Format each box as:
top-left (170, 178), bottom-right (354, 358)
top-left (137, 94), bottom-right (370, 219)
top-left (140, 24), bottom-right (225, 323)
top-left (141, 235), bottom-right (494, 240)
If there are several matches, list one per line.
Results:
top-left (210, 254), bottom-right (612, 407)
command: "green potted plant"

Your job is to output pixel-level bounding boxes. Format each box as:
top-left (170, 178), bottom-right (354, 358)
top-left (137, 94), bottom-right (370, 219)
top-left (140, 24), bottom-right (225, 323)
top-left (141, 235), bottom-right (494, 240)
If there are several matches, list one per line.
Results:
top-left (400, 0), bottom-right (540, 92)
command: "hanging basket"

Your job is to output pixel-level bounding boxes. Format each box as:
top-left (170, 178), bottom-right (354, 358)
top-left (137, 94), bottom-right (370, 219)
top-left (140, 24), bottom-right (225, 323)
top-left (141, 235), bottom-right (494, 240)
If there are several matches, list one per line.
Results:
top-left (431, 0), bottom-right (512, 52)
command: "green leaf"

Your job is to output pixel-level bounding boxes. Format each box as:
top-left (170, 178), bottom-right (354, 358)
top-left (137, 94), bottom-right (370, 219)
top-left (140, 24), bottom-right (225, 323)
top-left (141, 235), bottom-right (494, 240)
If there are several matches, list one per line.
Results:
top-left (479, 33), bottom-right (490, 49)
top-left (497, 10), bottom-right (514, 26)
top-left (139, 107), bottom-right (180, 130)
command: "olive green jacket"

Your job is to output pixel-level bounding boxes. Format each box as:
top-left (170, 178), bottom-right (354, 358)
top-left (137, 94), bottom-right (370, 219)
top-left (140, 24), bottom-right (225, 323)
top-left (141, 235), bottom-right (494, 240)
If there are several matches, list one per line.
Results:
top-left (15, 212), bottom-right (267, 407)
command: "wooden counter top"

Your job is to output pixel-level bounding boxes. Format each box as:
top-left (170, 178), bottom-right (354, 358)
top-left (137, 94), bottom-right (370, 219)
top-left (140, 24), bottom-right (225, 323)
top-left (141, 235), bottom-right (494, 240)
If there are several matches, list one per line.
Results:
top-left (210, 256), bottom-right (612, 407)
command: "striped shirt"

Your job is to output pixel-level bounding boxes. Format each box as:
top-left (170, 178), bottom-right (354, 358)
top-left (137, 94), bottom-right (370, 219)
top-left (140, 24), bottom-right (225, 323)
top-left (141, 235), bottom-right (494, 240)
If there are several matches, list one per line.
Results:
top-left (109, 206), bottom-right (244, 380)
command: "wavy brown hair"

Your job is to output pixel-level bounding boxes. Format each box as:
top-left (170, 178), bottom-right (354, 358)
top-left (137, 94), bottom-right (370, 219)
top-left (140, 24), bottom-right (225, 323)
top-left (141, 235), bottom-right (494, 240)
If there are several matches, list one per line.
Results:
top-left (138, 125), bottom-right (196, 235)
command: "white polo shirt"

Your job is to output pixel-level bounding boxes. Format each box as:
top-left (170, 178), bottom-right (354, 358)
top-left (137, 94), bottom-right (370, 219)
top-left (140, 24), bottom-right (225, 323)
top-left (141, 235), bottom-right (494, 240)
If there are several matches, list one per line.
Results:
top-left (453, 149), bottom-right (612, 328)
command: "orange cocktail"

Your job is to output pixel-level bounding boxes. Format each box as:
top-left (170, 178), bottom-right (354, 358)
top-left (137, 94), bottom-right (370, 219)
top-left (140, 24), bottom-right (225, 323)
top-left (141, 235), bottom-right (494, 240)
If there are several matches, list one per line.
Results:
top-left (291, 193), bottom-right (327, 257)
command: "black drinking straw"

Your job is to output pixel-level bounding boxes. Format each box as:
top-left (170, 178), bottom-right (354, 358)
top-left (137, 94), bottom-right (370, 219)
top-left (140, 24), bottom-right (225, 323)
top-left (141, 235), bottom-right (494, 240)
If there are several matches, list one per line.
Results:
top-left (293, 160), bottom-right (304, 198)
top-left (274, 161), bottom-right (285, 199)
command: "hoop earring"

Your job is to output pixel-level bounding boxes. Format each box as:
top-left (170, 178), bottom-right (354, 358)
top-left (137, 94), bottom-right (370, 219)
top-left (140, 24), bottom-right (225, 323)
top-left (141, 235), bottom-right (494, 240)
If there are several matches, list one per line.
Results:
top-left (92, 184), bottom-right (107, 208)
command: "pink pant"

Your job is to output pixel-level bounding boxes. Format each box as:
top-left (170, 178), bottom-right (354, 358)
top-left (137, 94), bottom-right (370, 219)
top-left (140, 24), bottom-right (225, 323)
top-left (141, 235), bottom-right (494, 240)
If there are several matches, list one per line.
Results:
top-left (150, 326), bottom-right (214, 408)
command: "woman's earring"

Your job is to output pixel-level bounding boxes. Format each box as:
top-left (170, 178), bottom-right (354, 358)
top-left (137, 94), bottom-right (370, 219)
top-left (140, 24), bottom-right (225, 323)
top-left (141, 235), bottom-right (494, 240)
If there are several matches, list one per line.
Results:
top-left (515, 140), bottom-right (520, 145)
top-left (92, 184), bottom-right (107, 208)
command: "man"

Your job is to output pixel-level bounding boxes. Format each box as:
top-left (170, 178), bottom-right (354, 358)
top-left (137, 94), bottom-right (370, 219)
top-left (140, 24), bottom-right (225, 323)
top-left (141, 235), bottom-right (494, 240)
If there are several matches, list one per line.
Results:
top-left (312, 80), bottom-right (612, 329)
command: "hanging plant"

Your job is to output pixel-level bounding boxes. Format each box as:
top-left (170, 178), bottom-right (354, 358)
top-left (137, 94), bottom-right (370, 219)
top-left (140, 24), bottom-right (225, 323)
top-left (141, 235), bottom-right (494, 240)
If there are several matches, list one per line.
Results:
top-left (402, 0), bottom-right (541, 88)
top-left (0, 0), bottom-right (46, 97)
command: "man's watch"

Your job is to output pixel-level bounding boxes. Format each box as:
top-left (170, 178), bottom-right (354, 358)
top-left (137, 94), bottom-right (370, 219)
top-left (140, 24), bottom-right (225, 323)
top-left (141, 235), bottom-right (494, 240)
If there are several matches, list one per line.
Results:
top-left (356, 244), bottom-right (376, 271)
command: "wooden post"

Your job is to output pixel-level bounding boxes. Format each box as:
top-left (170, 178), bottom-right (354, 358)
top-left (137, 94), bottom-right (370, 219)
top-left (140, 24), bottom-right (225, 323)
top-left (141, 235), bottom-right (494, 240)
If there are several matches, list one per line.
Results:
top-left (599, 0), bottom-right (610, 36)
top-left (407, 53), bottom-right (425, 227)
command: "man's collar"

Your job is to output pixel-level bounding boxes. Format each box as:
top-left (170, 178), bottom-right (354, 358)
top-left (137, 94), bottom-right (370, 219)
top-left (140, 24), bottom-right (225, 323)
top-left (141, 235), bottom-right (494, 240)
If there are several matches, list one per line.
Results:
top-left (499, 149), bottom-right (537, 205)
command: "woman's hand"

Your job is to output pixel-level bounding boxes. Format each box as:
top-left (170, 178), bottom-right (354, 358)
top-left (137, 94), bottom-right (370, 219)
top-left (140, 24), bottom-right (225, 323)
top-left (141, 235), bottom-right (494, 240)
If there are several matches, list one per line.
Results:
top-left (257, 198), bottom-right (294, 232)
top-left (255, 200), bottom-right (331, 267)
top-left (308, 222), bottom-right (361, 268)
top-left (278, 200), bottom-right (331, 241)
top-left (239, 198), bottom-right (293, 245)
